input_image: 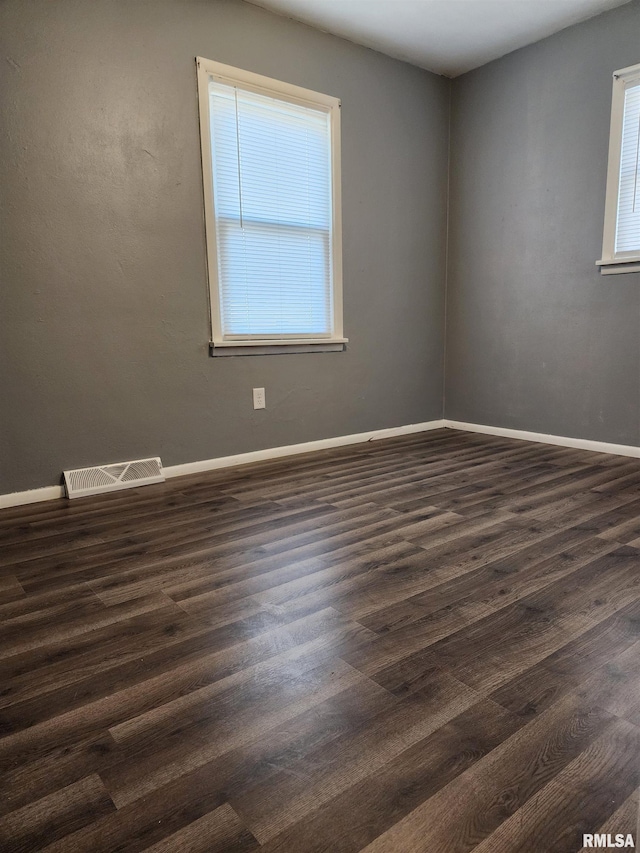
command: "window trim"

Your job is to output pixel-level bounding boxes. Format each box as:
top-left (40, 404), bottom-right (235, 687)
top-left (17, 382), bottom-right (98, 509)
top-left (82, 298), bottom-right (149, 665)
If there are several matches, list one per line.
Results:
top-left (195, 57), bottom-right (346, 350)
top-left (597, 62), bottom-right (640, 275)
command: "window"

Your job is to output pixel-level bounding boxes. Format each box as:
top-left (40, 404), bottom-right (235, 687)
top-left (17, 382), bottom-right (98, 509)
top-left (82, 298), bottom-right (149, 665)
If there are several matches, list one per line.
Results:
top-left (598, 62), bottom-right (640, 275)
top-left (196, 58), bottom-right (346, 352)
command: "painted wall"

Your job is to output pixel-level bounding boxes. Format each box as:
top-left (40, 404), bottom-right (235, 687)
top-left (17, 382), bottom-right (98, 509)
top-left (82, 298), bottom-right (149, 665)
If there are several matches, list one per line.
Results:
top-left (0, 0), bottom-right (449, 493)
top-left (445, 0), bottom-right (640, 444)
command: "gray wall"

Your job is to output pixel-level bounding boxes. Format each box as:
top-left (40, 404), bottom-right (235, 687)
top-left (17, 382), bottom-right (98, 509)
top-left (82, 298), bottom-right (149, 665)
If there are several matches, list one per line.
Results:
top-left (445, 0), bottom-right (640, 445)
top-left (6, 0), bottom-right (637, 496)
top-left (0, 0), bottom-right (449, 493)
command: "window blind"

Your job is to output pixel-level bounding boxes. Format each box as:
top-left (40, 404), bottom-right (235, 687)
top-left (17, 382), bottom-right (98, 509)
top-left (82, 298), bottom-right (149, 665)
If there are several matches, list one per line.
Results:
top-left (208, 79), bottom-right (334, 338)
top-left (615, 81), bottom-right (640, 255)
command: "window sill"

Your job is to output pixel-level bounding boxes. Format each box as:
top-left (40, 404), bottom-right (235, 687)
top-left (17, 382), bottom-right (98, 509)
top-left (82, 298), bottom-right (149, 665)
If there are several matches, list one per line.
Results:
top-left (209, 339), bottom-right (348, 357)
top-left (596, 258), bottom-right (640, 275)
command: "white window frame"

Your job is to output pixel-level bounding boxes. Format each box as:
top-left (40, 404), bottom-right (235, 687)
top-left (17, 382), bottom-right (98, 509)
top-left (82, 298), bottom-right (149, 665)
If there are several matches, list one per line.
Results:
top-left (597, 62), bottom-right (640, 275)
top-left (196, 58), bottom-right (346, 352)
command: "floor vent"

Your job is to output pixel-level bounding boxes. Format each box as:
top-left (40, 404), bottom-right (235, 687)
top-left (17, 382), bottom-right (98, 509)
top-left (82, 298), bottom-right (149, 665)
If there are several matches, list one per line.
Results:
top-left (63, 457), bottom-right (164, 499)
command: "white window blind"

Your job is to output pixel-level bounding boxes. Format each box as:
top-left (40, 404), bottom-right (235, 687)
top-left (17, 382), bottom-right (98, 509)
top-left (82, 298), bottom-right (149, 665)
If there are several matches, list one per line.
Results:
top-left (615, 82), bottom-right (640, 255)
top-left (208, 79), bottom-right (334, 339)
top-left (599, 63), bottom-right (640, 274)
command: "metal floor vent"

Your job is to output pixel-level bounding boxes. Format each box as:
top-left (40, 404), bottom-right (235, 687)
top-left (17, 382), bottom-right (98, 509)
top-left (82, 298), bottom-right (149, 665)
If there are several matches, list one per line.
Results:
top-left (63, 457), bottom-right (164, 499)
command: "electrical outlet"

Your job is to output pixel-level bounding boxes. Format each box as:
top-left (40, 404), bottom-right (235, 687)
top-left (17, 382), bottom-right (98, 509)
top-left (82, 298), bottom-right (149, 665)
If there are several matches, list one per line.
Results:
top-left (253, 387), bottom-right (266, 409)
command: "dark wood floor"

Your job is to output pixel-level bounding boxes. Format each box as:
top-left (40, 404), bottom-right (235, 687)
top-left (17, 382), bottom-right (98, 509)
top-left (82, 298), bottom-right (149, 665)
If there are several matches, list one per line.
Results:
top-left (1, 429), bottom-right (640, 852)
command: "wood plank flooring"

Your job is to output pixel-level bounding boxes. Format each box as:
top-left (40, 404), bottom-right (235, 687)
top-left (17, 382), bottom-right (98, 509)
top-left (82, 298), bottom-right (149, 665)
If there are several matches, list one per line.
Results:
top-left (1, 428), bottom-right (639, 852)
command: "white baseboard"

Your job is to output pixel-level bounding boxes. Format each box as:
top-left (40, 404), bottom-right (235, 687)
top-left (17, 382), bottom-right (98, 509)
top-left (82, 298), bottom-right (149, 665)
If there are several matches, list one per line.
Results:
top-left (0, 420), bottom-right (446, 510)
top-left (444, 419), bottom-right (640, 458)
top-left (4, 418), bottom-right (638, 510)
top-left (0, 485), bottom-right (65, 510)
top-left (163, 420), bottom-right (446, 478)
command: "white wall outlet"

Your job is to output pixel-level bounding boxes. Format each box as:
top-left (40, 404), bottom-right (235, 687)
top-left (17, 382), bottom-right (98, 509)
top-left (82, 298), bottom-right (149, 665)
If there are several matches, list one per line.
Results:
top-left (253, 387), bottom-right (266, 409)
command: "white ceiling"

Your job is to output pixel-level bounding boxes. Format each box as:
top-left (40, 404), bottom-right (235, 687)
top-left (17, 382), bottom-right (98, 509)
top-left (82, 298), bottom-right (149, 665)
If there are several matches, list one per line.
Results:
top-left (246, 0), bottom-right (631, 77)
